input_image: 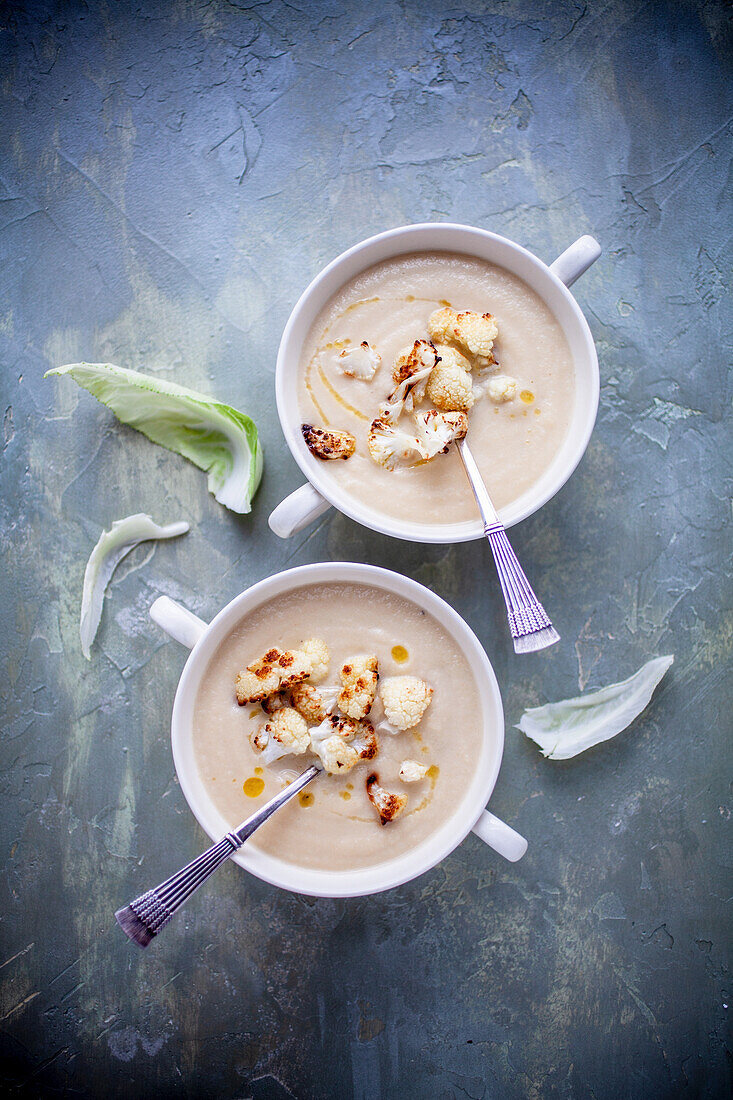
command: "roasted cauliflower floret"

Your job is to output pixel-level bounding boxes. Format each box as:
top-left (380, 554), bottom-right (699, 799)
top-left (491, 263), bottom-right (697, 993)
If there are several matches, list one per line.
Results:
top-left (425, 358), bottom-right (474, 413)
top-left (486, 374), bottom-right (517, 403)
top-left (380, 340), bottom-right (439, 419)
top-left (302, 423), bottom-right (356, 460)
top-left (250, 706), bottom-right (310, 764)
top-left (367, 417), bottom-right (425, 469)
top-left (289, 682), bottom-right (327, 724)
top-left (366, 772), bottom-right (408, 825)
top-left (427, 306), bottom-right (460, 345)
top-left (338, 654), bottom-right (379, 719)
top-left (236, 647), bottom-right (312, 705)
top-left (299, 637), bottom-right (329, 683)
top-left (413, 409), bottom-right (468, 457)
top-left (368, 409), bottom-right (467, 469)
top-left (350, 719), bottom-right (379, 761)
top-left (310, 712), bottom-right (359, 744)
top-left (399, 759), bottom-right (429, 782)
top-left (380, 675), bottom-right (434, 730)
top-left (428, 307), bottom-right (499, 366)
top-left (317, 735), bottom-right (360, 774)
top-left (392, 339), bottom-right (440, 387)
top-left (335, 341), bottom-right (381, 381)
top-left (309, 713), bottom-right (361, 774)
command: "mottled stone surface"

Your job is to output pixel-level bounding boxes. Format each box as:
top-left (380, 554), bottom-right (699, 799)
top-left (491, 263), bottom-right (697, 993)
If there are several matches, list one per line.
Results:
top-left (0, 1), bottom-right (730, 1096)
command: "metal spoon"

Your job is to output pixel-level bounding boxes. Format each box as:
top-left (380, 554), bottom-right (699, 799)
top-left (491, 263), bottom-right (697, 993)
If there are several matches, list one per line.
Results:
top-left (115, 764), bottom-right (320, 947)
top-left (457, 437), bottom-right (559, 654)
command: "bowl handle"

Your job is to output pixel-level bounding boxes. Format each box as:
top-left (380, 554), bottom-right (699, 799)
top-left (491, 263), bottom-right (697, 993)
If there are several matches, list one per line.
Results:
top-left (269, 482), bottom-right (332, 539)
top-left (150, 596), bottom-right (208, 650)
top-left (472, 809), bottom-right (528, 862)
top-left (549, 234), bottom-right (601, 288)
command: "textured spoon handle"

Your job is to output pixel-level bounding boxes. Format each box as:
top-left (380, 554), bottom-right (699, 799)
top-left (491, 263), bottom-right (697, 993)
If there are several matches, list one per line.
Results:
top-left (457, 439), bottom-right (559, 654)
top-left (116, 834), bottom-right (240, 946)
top-left (116, 765), bottom-right (320, 947)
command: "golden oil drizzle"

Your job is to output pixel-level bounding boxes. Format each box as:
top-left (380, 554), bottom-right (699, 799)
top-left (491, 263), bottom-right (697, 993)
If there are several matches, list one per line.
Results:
top-left (243, 776), bottom-right (264, 797)
top-left (298, 791), bottom-right (315, 807)
top-left (304, 363), bottom-right (329, 426)
top-left (520, 389), bottom-right (535, 404)
top-left (340, 790), bottom-right (351, 801)
top-left (427, 765), bottom-right (439, 783)
top-left (439, 298), bottom-right (452, 307)
top-left (534, 407), bottom-right (541, 415)
top-left (391, 644), bottom-right (409, 663)
top-left (317, 364), bottom-right (369, 421)
top-left (346, 782), bottom-right (354, 791)
top-left (343, 295), bottom-right (381, 314)
top-left (254, 766), bottom-right (263, 775)
top-left (249, 706), bottom-right (262, 720)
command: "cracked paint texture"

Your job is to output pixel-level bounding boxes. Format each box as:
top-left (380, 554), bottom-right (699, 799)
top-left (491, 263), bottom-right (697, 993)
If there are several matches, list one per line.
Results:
top-left (0, 0), bottom-right (731, 1097)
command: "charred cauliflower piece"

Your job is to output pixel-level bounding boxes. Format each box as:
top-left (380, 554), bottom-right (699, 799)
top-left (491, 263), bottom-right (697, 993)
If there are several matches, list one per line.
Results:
top-left (413, 409), bottom-right (468, 458)
top-left (368, 410), bottom-right (467, 469)
top-left (392, 339), bottom-right (440, 387)
top-left (299, 637), bottom-right (329, 683)
top-left (486, 375), bottom-right (517, 403)
top-left (367, 417), bottom-right (425, 470)
top-left (366, 773), bottom-right (408, 825)
top-left (302, 423), bottom-right (356, 460)
top-left (338, 654), bottom-right (379, 719)
top-left (306, 703), bottom-right (380, 774)
top-left (317, 735), bottom-right (360, 774)
top-left (289, 682), bottom-right (327, 724)
top-left (425, 356), bottom-right (475, 412)
top-left (335, 341), bottom-right (381, 381)
top-left (250, 706), bottom-right (310, 764)
top-left (381, 340), bottom-right (440, 420)
top-left (350, 719), bottom-right (379, 761)
top-left (309, 713), bottom-right (361, 774)
top-left (399, 759), bottom-right (429, 782)
top-left (261, 691), bottom-right (287, 715)
top-left (428, 307), bottom-right (499, 367)
top-left (380, 675), bottom-right (434, 730)
top-left (236, 647), bottom-right (312, 705)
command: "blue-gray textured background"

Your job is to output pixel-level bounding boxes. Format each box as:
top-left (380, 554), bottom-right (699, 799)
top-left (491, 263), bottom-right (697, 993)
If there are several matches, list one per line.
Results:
top-left (0, 1), bottom-right (731, 1096)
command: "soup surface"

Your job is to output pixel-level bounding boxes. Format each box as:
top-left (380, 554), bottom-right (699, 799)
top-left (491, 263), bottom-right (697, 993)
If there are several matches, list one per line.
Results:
top-left (297, 251), bottom-right (575, 525)
top-left (192, 583), bottom-right (485, 872)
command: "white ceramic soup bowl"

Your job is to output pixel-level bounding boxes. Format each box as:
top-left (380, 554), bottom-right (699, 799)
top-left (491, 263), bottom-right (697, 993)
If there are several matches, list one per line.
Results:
top-left (269, 223), bottom-right (600, 544)
top-left (150, 562), bottom-right (527, 899)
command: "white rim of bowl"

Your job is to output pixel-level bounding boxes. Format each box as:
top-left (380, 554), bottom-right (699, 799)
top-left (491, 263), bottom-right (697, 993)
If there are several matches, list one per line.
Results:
top-left (170, 562), bottom-right (505, 898)
top-left (276, 221), bottom-right (599, 543)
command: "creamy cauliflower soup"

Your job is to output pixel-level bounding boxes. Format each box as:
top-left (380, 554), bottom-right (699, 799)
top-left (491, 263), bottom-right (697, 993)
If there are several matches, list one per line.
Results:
top-left (192, 582), bottom-right (485, 872)
top-left (297, 251), bottom-right (575, 525)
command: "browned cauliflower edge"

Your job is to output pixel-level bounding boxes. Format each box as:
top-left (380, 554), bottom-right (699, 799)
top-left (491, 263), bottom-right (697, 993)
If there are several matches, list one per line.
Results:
top-left (365, 772), bottom-right (408, 825)
top-left (302, 423), bottom-right (356, 460)
top-left (338, 654), bottom-right (379, 719)
top-left (235, 647), bottom-right (311, 705)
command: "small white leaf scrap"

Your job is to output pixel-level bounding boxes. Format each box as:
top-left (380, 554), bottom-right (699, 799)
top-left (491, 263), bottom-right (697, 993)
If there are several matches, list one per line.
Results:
top-left (80, 514), bottom-right (189, 659)
top-left (517, 655), bottom-right (674, 760)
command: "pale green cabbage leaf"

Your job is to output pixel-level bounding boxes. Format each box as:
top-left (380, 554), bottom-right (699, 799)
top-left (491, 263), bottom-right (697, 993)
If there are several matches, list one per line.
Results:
top-left (45, 362), bottom-right (263, 513)
top-left (517, 655), bottom-right (674, 760)
top-left (80, 513), bottom-right (189, 659)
